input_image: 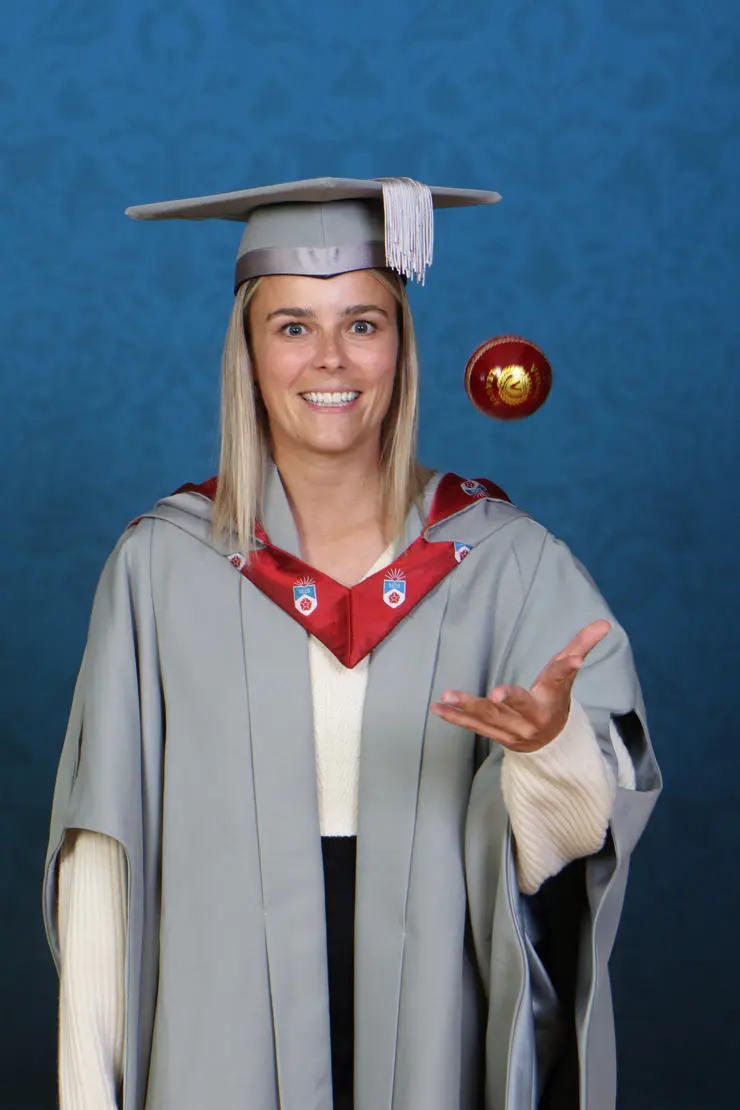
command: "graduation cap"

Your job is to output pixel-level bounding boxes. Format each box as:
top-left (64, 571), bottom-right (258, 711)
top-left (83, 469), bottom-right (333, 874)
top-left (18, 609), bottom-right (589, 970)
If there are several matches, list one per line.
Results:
top-left (125, 176), bottom-right (501, 291)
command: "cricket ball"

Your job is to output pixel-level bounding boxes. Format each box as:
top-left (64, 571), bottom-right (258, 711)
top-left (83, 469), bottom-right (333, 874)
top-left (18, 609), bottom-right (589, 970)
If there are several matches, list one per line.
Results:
top-left (464, 335), bottom-right (552, 420)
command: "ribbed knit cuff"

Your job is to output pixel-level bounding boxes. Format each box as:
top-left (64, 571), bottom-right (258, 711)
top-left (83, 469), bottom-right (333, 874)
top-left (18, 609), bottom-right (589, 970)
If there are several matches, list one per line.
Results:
top-left (58, 829), bottom-right (127, 1110)
top-left (501, 699), bottom-right (618, 894)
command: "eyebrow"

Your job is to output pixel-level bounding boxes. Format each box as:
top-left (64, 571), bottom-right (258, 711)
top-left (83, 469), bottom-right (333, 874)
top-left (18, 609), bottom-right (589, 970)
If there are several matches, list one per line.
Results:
top-left (265, 303), bottom-right (390, 322)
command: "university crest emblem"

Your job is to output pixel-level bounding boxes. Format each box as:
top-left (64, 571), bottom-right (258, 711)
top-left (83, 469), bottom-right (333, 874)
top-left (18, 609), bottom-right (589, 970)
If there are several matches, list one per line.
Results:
top-left (293, 577), bottom-right (318, 615)
top-left (454, 542), bottom-right (472, 563)
top-left (383, 569), bottom-right (407, 609)
top-left (460, 479), bottom-right (488, 499)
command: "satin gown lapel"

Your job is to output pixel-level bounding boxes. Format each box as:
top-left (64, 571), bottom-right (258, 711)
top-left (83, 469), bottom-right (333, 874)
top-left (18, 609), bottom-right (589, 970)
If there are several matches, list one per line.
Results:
top-left (354, 499), bottom-right (450, 1110)
top-left (241, 468), bottom-right (333, 1110)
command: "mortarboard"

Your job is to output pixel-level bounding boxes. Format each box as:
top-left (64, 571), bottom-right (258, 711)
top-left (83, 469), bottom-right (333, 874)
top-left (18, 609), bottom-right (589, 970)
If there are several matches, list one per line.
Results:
top-left (125, 176), bottom-right (500, 290)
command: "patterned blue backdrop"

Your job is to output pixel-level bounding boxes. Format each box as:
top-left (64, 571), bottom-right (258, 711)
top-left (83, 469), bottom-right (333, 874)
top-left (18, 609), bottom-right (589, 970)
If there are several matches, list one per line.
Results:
top-left (1, 1), bottom-right (738, 1107)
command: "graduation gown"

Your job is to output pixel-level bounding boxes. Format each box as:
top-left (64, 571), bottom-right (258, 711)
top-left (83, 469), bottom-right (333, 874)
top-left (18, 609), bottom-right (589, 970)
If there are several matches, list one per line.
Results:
top-left (42, 468), bottom-right (661, 1110)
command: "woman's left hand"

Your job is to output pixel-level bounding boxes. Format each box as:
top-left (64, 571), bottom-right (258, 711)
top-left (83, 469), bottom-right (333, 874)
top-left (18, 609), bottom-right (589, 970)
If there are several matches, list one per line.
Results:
top-left (430, 619), bottom-right (611, 753)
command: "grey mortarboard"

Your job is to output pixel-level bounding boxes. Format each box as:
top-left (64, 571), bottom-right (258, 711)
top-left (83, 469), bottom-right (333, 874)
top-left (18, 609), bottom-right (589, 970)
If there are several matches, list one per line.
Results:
top-left (125, 176), bottom-right (501, 291)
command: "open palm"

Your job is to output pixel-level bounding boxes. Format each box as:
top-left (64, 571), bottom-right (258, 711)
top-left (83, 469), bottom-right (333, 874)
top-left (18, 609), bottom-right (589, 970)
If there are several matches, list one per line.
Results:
top-left (430, 619), bottom-right (611, 752)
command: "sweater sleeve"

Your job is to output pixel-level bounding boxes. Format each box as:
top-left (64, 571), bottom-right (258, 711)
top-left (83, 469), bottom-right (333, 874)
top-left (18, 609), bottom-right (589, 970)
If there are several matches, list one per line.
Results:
top-left (57, 829), bottom-right (127, 1110)
top-left (500, 698), bottom-right (635, 895)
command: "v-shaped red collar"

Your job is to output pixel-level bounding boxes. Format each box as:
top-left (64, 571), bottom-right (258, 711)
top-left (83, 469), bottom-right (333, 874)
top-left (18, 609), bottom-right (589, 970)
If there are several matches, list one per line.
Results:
top-left (173, 473), bottom-right (509, 668)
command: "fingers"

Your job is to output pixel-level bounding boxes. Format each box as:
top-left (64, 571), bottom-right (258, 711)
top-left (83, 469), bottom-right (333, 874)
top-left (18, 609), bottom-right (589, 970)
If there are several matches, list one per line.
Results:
top-left (553, 619), bottom-right (611, 664)
top-left (488, 684), bottom-right (544, 723)
top-left (430, 700), bottom-right (549, 751)
top-left (435, 688), bottom-right (527, 718)
top-left (431, 619), bottom-right (612, 751)
top-left (430, 688), bottom-right (548, 751)
top-left (532, 620), bottom-right (611, 694)
top-left (537, 653), bottom-right (582, 689)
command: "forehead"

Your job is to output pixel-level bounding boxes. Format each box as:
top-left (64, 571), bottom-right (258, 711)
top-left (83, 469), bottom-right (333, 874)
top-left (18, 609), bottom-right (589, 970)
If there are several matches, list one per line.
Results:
top-left (251, 270), bottom-right (395, 313)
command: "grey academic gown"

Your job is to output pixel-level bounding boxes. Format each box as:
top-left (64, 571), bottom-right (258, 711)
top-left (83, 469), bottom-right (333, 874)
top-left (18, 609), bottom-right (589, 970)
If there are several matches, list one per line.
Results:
top-left (43, 468), bottom-right (660, 1110)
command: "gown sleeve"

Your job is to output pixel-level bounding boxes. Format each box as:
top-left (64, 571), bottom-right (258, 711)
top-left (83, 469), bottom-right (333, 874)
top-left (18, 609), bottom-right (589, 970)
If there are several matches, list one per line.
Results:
top-left (511, 530), bottom-right (660, 1106)
top-left (465, 526), bottom-right (661, 1109)
top-left (42, 520), bottom-right (163, 1110)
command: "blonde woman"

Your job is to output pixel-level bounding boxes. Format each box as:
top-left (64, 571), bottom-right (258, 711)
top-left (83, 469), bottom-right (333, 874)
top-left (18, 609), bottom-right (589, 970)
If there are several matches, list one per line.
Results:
top-left (43, 178), bottom-right (660, 1110)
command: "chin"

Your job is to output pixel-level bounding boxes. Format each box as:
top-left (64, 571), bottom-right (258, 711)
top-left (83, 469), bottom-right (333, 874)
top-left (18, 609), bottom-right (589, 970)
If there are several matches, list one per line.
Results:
top-left (301, 428), bottom-right (378, 458)
top-left (308, 439), bottom-right (365, 458)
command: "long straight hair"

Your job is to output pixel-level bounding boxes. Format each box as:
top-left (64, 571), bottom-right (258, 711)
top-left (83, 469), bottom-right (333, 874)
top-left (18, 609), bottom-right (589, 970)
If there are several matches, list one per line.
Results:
top-left (212, 269), bottom-right (426, 553)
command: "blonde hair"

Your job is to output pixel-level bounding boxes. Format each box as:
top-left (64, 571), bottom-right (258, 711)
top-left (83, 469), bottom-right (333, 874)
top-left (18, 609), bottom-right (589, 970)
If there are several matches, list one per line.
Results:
top-left (212, 269), bottom-right (426, 552)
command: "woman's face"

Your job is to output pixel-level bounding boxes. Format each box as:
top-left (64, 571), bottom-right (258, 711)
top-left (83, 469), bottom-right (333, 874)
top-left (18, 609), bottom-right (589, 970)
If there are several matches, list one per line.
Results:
top-left (248, 270), bottom-right (399, 465)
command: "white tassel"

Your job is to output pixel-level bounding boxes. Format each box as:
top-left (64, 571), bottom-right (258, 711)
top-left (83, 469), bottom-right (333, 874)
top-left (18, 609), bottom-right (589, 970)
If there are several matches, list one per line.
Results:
top-left (378, 177), bottom-right (434, 284)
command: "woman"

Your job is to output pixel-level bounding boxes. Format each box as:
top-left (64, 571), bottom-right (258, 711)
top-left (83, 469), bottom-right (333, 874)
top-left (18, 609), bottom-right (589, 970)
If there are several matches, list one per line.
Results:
top-left (43, 177), bottom-right (660, 1110)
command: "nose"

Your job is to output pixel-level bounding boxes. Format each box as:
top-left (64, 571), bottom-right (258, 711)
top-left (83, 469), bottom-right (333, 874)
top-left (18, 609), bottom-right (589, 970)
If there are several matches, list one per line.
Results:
top-left (313, 328), bottom-right (345, 372)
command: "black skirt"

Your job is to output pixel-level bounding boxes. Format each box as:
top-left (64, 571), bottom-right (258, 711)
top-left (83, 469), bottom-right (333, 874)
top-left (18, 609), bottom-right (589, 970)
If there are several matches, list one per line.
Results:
top-left (321, 836), bottom-right (356, 1110)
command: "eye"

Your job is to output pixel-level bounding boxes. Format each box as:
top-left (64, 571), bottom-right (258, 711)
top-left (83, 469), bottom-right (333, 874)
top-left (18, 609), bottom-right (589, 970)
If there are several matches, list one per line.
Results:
top-left (282, 322), bottom-right (308, 337)
top-left (349, 319), bottom-right (376, 336)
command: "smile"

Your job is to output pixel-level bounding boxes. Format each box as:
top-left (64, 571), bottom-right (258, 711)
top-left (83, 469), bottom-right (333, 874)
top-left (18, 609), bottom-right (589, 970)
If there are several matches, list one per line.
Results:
top-left (300, 391), bottom-right (360, 408)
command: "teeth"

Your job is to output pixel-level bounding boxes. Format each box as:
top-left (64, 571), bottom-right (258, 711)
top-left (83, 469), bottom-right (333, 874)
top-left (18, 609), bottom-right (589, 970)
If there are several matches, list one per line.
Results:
top-left (301, 391), bottom-right (359, 406)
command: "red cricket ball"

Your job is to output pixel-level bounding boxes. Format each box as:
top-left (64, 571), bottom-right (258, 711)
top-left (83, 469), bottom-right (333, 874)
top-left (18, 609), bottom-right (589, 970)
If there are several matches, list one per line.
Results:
top-left (464, 335), bottom-right (552, 420)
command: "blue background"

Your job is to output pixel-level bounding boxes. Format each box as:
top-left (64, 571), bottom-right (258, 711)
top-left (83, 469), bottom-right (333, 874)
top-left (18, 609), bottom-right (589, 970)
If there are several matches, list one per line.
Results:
top-left (1, 1), bottom-right (738, 1107)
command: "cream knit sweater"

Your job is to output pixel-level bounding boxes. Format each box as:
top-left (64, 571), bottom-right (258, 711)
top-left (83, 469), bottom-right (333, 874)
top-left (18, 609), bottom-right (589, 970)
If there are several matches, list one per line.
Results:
top-left (56, 546), bottom-right (635, 1109)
